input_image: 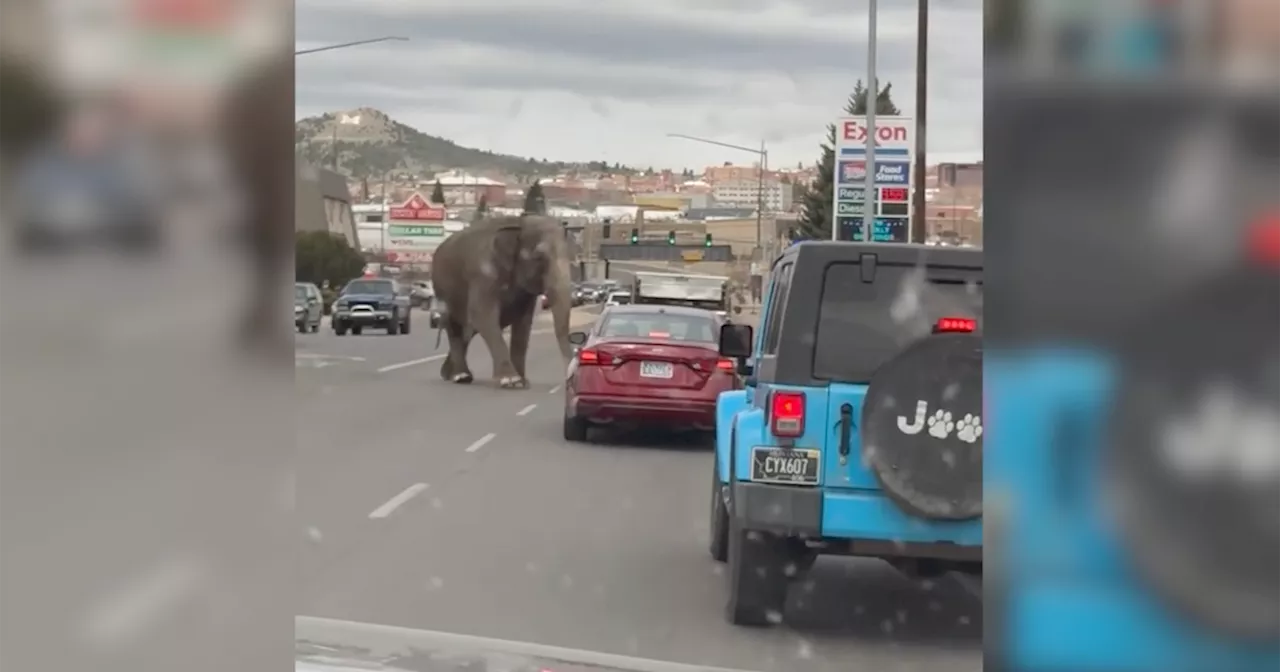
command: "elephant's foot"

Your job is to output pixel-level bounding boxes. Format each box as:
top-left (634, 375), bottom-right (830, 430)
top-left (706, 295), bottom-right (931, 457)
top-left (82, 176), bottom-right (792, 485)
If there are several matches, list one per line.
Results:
top-left (498, 375), bottom-right (528, 389)
top-left (451, 372), bottom-right (474, 384)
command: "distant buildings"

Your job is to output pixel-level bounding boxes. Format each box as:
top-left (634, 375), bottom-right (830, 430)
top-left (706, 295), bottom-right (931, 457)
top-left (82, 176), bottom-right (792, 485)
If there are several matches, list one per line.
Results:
top-left (340, 158), bottom-right (982, 249)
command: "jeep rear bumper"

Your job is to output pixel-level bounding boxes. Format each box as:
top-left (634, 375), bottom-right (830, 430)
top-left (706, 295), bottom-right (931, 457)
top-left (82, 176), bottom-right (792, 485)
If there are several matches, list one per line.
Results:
top-left (732, 482), bottom-right (982, 562)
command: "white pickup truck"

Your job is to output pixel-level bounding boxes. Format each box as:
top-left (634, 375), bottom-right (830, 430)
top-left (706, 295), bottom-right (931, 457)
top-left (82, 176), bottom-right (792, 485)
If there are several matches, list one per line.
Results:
top-left (630, 271), bottom-right (735, 318)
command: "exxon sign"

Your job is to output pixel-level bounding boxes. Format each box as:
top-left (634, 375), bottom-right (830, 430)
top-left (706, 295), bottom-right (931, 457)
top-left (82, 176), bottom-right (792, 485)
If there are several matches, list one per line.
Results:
top-left (837, 117), bottom-right (914, 153)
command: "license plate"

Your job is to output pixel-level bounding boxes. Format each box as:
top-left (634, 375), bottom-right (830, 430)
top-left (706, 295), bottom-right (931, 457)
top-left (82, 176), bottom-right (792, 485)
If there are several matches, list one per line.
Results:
top-left (639, 361), bottom-right (674, 379)
top-left (751, 447), bottom-right (820, 484)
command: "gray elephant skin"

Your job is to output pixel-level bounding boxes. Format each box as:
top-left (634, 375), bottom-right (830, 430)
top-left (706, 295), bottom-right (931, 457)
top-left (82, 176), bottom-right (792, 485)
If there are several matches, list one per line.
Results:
top-left (429, 215), bottom-right (575, 388)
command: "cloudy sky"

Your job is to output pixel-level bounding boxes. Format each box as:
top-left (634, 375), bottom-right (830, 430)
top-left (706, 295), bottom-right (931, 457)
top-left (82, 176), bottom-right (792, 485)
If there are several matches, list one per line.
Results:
top-left (295, 0), bottom-right (982, 171)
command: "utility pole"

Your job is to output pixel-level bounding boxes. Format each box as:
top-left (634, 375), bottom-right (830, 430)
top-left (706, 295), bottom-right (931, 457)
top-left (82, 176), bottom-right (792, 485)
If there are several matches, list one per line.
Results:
top-left (330, 124), bottom-right (338, 172)
top-left (911, 0), bottom-right (929, 244)
top-left (752, 140), bottom-right (762, 263)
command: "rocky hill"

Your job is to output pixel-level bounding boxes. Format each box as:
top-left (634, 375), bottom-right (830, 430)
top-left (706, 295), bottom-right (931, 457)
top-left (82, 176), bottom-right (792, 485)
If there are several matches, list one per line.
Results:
top-left (295, 107), bottom-right (596, 181)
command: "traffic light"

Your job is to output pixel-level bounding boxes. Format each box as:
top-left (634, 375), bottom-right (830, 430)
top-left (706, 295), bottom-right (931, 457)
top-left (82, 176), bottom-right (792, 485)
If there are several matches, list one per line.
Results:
top-left (601, 218), bottom-right (612, 239)
top-left (704, 233), bottom-right (713, 247)
top-left (629, 228), bottom-right (639, 244)
top-left (667, 230), bottom-right (676, 245)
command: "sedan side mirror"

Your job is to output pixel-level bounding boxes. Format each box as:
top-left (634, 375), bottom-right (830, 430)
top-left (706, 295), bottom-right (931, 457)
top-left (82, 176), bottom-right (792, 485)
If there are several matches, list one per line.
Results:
top-left (566, 331), bottom-right (588, 346)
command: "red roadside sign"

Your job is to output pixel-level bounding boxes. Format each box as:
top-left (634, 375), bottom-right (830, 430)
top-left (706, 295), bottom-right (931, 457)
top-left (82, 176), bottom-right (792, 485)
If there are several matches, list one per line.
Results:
top-left (388, 192), bottom-right (445, 221)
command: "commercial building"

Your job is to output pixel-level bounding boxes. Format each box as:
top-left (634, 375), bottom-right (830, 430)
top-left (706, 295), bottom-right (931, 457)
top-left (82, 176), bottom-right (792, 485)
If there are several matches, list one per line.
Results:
top-left (426, 170), bottom-right (506, 207)
top-left (295, 160), bottom-right (358, 248)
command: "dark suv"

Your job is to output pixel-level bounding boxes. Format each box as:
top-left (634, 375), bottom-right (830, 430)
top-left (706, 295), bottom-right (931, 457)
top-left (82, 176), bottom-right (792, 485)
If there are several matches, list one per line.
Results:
top-left (331, 278), bottom-right (412, 336)
top-left (712, 241), bottom-right (983, 626)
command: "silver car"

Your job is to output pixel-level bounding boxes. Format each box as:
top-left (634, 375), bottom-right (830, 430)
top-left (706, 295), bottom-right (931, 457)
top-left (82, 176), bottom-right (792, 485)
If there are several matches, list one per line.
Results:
top-left (294, 282), bottom-right (323, 333)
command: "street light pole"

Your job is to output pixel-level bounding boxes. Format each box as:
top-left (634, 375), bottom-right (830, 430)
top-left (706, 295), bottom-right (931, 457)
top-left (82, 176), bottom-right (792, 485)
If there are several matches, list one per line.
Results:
top-left (295, 36), bottom-right (409, 56)
top-left (665, 132), bottom-right (769, 259)
top-left (863, 0), bottom-right (879, 244)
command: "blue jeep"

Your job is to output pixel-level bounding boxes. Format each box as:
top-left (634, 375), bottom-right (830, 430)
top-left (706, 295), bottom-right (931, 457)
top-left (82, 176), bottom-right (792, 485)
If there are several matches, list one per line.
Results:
top-left (711, 241), bottom-right (984, 626)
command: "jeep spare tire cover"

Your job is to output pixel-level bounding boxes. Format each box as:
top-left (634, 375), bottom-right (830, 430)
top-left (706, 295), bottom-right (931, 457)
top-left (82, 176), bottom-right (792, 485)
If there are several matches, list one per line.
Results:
top-left (1104, 267), bottom-right (1279, 640)
top-left (861, 333), bottom-right (983, 520)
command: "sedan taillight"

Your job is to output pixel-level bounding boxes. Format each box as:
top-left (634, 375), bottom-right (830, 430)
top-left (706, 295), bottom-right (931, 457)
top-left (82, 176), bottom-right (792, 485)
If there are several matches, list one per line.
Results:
top-left (578, 348), bottom-right (615, 366)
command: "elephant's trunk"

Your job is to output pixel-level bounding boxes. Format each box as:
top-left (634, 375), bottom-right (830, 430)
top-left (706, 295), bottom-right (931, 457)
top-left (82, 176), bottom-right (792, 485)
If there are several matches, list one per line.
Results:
top-left (549, 272), bottom-right (574, 361)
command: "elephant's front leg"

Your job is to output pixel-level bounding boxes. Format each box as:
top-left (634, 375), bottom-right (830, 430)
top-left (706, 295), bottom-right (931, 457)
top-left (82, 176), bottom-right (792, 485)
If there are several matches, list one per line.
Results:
top-left (440, 320), bottom-right (475, 383)
top-left (469, 291), bottom-right (521, 388)
top-left (508, 300), bottom-right (537, 383)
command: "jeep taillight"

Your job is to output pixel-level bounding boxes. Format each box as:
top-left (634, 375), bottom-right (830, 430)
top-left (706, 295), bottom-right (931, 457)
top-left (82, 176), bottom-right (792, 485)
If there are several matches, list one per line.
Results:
top-left (770, 391), bottom-right (806, 438)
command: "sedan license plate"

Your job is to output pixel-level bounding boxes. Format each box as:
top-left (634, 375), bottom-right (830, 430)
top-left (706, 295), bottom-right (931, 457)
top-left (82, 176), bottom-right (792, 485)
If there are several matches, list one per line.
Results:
top-left (751, 447), bottom-right (820, 485)
top-left (639, 361), bottom-right (674, 379)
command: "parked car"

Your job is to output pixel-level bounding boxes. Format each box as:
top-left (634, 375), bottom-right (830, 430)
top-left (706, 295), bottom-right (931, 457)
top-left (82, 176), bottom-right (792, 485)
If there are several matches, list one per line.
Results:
top-left (712, 241), bottom-right (983, 626)
top-left (331, 278), bottom-right (412, 336)
top-left (562, 305), bottom-right (737, 442)
top-left (294, 282), bottom-right (323, 333)
top-left (409, 280), bottom-right (434, 308)
top-left (604, 290), bottom-right (631, 306)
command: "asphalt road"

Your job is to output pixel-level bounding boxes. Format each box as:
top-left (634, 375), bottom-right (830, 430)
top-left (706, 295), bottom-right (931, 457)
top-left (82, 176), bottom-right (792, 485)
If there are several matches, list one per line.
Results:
top-left (296, 305), bottom-right (982, 672)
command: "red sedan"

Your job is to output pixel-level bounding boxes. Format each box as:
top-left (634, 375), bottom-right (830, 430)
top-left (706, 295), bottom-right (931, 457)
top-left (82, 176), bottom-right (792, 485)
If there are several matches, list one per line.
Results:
top-left (562, 304), bottom-right (740, 442)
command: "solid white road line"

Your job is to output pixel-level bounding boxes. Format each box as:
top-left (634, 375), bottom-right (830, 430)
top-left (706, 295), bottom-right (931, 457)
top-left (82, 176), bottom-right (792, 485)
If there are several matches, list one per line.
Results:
top-left (516, 403), bottom-right (537, 416)
top-left (377, 353), bottom-right (446, 373)
top-left (368, 483), bottom-right (429, 519)
top-left (296, 615), bottom-right (760, 672)
top-left (464, 432), bottom-right (497, 453)
top-left (548, 385), bottom-right (561, 394)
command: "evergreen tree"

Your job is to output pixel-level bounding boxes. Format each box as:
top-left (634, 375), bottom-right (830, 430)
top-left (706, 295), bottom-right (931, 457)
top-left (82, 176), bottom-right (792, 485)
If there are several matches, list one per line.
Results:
top-left (523, 180), bottom-right (546, 215)
top-left (430, 180), bottom-right (446, 204)
top-left (796, 80), bottom-right (901, 241)
top-left (295, 231), bottom-right (366, 289)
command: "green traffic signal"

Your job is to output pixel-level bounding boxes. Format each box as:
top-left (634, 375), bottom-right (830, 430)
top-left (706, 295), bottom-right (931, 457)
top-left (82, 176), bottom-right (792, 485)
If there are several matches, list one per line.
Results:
top-left (704, 233), bottom-right (712, 247)
top-left (629, 228), bottom-right (639, 244)
top-left (667, 231), bottom-right (676, 245)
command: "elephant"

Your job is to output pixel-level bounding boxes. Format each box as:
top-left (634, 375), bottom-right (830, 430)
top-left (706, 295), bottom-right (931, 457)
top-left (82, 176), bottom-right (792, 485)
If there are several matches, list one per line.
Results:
top-left (429, 214), bottom-right (575, 388)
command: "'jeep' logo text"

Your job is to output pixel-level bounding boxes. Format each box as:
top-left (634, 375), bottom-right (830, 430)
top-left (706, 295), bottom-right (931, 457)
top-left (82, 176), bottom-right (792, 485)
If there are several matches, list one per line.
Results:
top-left (897, 400), bottom-right (983, 444)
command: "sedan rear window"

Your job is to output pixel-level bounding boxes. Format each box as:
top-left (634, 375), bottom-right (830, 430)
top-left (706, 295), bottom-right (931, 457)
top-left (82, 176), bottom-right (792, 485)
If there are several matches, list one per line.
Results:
top-left (599, 312), bottom-right (716, 343)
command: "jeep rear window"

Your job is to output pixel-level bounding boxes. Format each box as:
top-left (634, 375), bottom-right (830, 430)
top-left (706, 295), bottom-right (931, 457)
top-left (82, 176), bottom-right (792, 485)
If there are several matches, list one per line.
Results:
top-left (813, 263), bottom-right (982, 382)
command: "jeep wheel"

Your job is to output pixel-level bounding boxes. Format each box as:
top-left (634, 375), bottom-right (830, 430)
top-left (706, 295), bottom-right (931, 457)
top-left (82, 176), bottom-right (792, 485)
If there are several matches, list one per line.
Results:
top-left (401, 315), bottom-right (411, 335)
top-left (709, 462), bottom-right (729, 562)
top-left (334, 322), bottom-right (348, 336)
top-left (725, 520), bottom-right (791, 626)
top-left (387, 313), bottom-right (400, 335)
top-left (310, 320), bottom-right (320, 333)
top-left (352, 326), bottom-right (363, 336)
top-left (296, 321), bottom-right (307, 334)
top-left (563, 415), bottom-right (588, 442)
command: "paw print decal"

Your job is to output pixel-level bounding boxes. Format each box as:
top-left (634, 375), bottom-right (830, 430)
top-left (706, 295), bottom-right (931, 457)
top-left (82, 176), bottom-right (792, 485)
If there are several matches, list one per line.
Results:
top-left (955, 414), bottom-right (983, 444)
top-left (926, 410), bottom-right (954, 439)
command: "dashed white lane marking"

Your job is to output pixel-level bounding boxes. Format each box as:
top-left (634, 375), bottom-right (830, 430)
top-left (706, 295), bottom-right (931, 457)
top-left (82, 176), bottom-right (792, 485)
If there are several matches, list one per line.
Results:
top-left (377, 353), bottom-right (446, 373)
top-left (516, 404), bottom-right (537, 416)
top-left (464, 432), bottom-right (497, 453)
top-left (548, 385), bottom-right (561, 394)
top-left (368, 482), bottom-right (429, 519)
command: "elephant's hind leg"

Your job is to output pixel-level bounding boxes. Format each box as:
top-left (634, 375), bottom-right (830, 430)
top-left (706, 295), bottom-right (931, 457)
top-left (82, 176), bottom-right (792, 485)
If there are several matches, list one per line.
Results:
top-left (441, 320), bottom-right (475, 383)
